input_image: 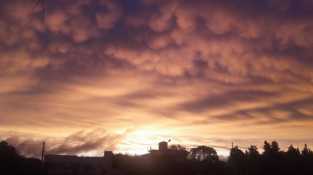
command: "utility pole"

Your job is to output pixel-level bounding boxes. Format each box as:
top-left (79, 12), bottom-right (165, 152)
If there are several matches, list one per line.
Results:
top-left (41, 141), bottom-right (45, 162)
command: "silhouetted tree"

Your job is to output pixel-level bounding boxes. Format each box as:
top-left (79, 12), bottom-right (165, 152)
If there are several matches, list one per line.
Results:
top-left (261, 141), bottom-right (285, 175)
top-left (263, 141), bottom-right (271, 154)
top-left (0, 141), bottom-right (43, 175)
top-left (247, 145), bottom-right (259, 157)
top-left (0, 141), bottom-right (20, 174)
top-left (300, 144), bottom-right (313, 175)
top-left (168, 144), bottom-right (189, 160)
top-left (283, 145), bottom-right (301, 175)
top-left (302, 144), bottom-right (312, 156)
top-left (1, 139), bottom-right (313, 175)
top-left (228, 146), bottom-right (246, 175)
top-left (287, 145), bottom-right (300, 158)
top-left (271, 141), bottom-right (280, 153)
top-left (245, 145), bottom-right (260, 175)
top-left (169, 144), bottom-right (186, 151)
top-left (190, 146), bottom-right (218, 162)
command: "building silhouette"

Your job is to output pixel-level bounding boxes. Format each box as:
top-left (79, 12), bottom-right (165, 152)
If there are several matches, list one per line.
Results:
top-left (158, 141), bottom-right (168, 153)
top-left (44, 141), bottom-right (170, 175)
top-left (44, 151), bottom-right (114, 175)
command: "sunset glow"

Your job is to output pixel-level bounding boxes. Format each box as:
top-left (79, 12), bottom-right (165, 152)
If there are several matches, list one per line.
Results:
top-left (1, 0), bottom-right (313, 157)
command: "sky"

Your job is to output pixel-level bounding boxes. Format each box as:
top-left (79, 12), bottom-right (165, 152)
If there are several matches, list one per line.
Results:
top-left (0, 0), bottom-right (313, 157)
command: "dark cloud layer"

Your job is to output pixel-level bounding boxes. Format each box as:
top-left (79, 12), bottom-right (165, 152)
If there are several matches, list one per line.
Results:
top-left (2, 129), bottom-right (124, 157)
top-left (0, 0), bottom-right (313, 155)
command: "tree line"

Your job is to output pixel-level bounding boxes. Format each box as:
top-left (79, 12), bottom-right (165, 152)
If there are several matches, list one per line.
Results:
top-left (113, 141), bottom-right (313, 175)
top-left (1, 140), bottom-right (313, 175)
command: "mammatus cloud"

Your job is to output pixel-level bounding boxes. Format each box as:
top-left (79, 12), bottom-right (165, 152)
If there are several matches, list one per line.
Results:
top-left (0, 0), bottom-right (313, 156)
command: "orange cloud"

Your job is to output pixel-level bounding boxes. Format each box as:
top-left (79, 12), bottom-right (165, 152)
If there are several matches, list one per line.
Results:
top-left (0, 0), bottom-right (313, 156)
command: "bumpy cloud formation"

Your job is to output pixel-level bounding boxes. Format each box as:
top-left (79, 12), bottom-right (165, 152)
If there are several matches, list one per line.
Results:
top-left (0, 0), bottom-right (313, 155)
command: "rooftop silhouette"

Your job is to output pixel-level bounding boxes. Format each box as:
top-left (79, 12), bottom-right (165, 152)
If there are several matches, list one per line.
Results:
top-left (1, 140), bottom-right (313, 175)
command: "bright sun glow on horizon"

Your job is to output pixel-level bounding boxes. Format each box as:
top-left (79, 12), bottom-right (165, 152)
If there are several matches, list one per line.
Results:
top-left (114, 127), bottom-right (231, 156)
top-left (116, 127), bottom-right (173, 155)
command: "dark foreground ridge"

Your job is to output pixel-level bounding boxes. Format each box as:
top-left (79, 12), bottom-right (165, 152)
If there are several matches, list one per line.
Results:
top-left (1, 140), bottom-right (313, 175)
